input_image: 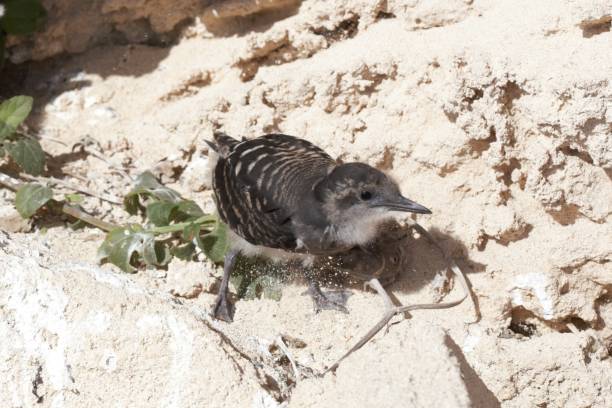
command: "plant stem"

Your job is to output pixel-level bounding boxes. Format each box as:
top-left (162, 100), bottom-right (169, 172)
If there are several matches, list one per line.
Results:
top-left (0, 172), bottom-right (21, 190)
top-left (20, 173), bottom-right (123, 205)
top-left (1, 171), bottom-right (119, 232)
top-left (59, 204), bottom-right (218, 236)
top-left (1, 171), bottom-right (218, 236)
top-left (148, 215), bottom-right (217, 235)
top-left (61, 204), bottom-right (118, 232)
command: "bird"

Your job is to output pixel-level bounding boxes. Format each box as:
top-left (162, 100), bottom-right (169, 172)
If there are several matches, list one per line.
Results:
top-left (206, 132), bottom-right (431, 322)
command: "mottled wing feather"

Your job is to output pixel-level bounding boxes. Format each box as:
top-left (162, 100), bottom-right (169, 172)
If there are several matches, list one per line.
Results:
top-left (212, 134), bottom-right (334, 251)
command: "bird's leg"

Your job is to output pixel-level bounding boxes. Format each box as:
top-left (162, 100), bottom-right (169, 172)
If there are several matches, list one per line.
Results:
top-left (306, 278), bottom-right (350, 314)
top-left (212, 249), bottom-right (239, 322)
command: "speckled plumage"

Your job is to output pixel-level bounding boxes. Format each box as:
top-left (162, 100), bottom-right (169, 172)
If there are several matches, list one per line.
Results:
top-left (207, 132), bottom-right (431, 321)
top-left (211, 133), bottom-right (335, 253)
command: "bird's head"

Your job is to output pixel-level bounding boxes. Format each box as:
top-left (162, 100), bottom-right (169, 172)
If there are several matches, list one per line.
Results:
top-left (314, 163), bottom-right (431, 245)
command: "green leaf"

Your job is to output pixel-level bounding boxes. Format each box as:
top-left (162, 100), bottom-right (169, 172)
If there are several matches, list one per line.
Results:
top-left (128, 171), bottom-right (183, 202)
top-left (97, 225), bottom-right (169, 273)
top-left (1, 0), bottom-right (47, 35)
top-left (182, 222), bottom-right (200, 241)
top-left (230, 257), bottom-right (256, 298)
top-left (124, 171), bottom-right (183, 214)
top-left (230, 274), bottom-right (246, 298)
top-left (0, 96), bottom-right (33, 140)
top-left (14, 183), bottom-right (52, 218)
top-left (123, 195), bottom-right (141, 215)
top-left (64, 193), bottom-right (84, 203)
top-left (196, 218), bottom-right (229, 264)
top-left (244, 275), bottom-right (283, 301)
top-left (175, 200), bottom-right (205, 219)
top-left (147, 199), bottom-right (207, 227)
top-left (261, 276), bottom-right (283, 301)
top-left (171, 242), bottom-right (196, 260)
top-left (229, 256), bottom-right (283, 301)
top-left (6, 137), bottom-right (45, 175)
top-left (146, 201), bottom-right (178, 226)
top-left (143, 241), bottom-right (171, 266)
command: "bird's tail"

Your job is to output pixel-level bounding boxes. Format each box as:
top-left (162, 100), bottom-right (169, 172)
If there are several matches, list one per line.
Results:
top-left (206, 132), bottom-right (240, 158)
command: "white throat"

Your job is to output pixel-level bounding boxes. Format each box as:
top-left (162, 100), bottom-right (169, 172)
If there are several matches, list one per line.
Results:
top-left (331, 211), bottom-right (392, 247)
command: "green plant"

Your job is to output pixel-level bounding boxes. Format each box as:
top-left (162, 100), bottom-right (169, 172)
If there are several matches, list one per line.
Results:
top-left (97, 171), bottom-right (230, 271)
top-left (1, 94), bottom-right (281, 300)
top-left (12, 171), bottom-right (229, 272)
top-left (0, 0), bottom-right (47, 68)
top-left (13, 172), bottom-right (283, 299)
top-left (0, 95), bottom-right (45, 175)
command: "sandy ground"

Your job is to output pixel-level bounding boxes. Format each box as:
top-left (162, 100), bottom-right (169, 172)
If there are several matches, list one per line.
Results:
top-left (1, 0), bottom-right (611, 407)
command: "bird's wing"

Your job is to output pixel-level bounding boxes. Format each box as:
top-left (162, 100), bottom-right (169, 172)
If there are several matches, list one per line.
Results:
top-left (214, 134), bottom-right (335, 251)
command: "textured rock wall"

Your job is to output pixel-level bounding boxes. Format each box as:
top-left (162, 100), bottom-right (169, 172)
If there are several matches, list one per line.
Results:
top-left (4, 0), bottom-right (301, 63)
top-left (1, 0), bottom-right (611, 407)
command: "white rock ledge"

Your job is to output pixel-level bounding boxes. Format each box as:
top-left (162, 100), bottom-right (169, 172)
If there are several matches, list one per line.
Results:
top-left (0, 236), bottom-right (263, 408)
top-left (0, 234), bottom-right (477, 408)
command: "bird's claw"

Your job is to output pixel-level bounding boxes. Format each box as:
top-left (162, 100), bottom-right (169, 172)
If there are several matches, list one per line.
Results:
top-left (313, 292), bottom-right (350, 314)
top-left (313, 290), bottom-right (351, 313)
top-left (212, 294), bottom-right (235, 322)
top-left (306, 284), bottom-right (351, 314)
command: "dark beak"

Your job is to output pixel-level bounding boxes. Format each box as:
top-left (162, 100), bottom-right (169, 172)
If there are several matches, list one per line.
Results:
top-left (374, 196), bottom-right (432, 214)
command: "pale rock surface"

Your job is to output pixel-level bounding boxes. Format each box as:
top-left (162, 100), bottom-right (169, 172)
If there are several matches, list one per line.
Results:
top-left (1, 0), bottom-right (611, 406)
top-left (0, 233), bottom-right (264, 408)
top-left (289, 326), bottom-right (472, 408)
top-left (0, 233), bottom-right (475, 408)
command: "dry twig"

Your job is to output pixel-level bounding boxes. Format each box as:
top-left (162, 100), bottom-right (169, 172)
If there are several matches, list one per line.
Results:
top-left (19, 173), bottom-right (123, 205)
top-left (324, 221), bottom-right (479, 373)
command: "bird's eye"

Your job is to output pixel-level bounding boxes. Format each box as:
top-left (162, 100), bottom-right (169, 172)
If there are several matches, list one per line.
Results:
top-left (360, 191), bottom-right (372, 200)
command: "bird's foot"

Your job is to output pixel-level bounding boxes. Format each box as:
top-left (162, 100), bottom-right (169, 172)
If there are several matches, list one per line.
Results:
top-left (212, 293), bottom-right (235, 322)
top-left (306, 283), bottom-right (351, 313)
